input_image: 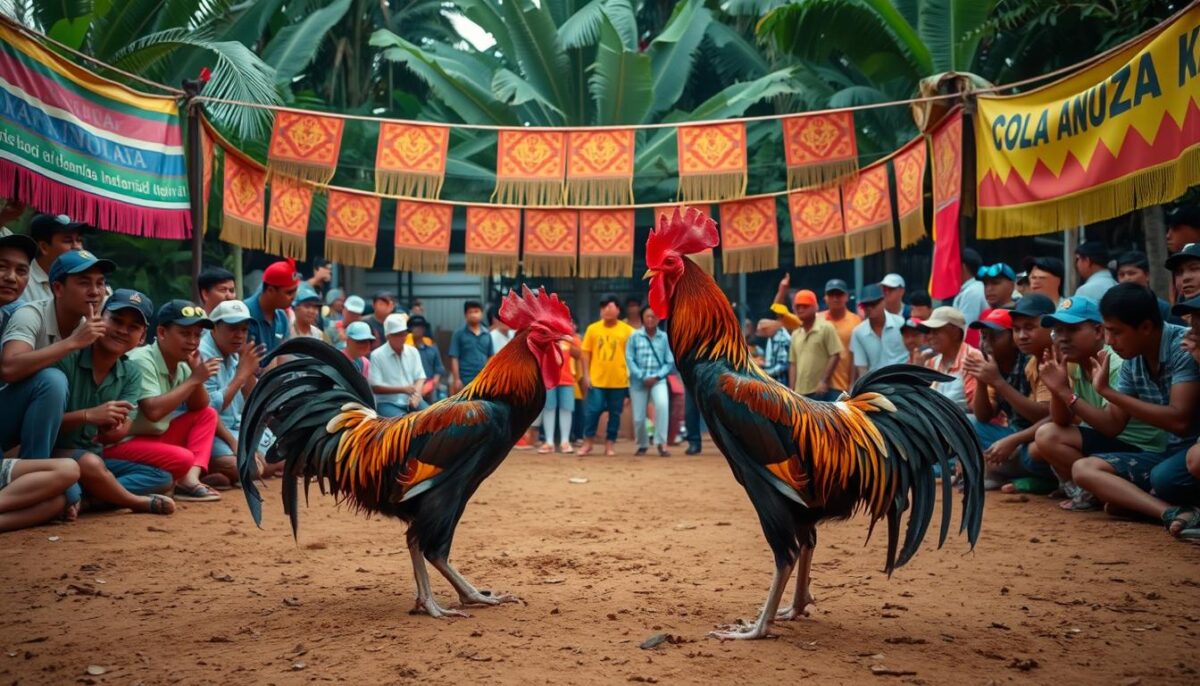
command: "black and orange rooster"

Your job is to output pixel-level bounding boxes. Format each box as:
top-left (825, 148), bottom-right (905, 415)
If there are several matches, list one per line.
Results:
top-left (644, 208), bottom-right (984, 640)
top-left (237, 286), bottom-right (576, 618)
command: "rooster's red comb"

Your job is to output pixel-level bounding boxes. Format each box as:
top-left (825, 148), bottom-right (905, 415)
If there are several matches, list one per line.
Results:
top-left (499, 285), bottom-right (573, 333)
top-left (646, 207), bottom-right (720, 267)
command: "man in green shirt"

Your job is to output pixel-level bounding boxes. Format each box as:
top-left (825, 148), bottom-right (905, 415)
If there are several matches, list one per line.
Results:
top-left (53, 289), bottom-right (173, 515)
top-left (104, 300), bottom-right (222, 502)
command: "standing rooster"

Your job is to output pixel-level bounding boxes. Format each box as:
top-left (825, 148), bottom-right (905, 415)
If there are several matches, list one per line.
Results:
top-left (237, 286), bottom-right (575, 618)
top-left (644, 208), bottom-right (984, 640)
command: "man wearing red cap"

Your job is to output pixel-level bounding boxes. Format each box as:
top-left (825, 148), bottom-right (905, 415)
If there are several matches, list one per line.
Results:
top-left (246, 259), bottom-right (297, 355)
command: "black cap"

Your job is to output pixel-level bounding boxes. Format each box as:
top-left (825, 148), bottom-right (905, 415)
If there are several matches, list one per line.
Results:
top-left (858, 283), bottom-right (884, 304)
top-left (1007, 293), bottom-right (1057, 319)
top-left (1031, 256), bottom-right (1065, 279)
top-left (1165, 242), bottom-right (1200, 272)
top-left (0, 233), bottom-right (37, 261)
top-left (156, 300), bottom-right (214, 329)
top-left (1167, 205), bottom-right (1200, 228)
top-left (824, 278), bottom-right (848, 294)
top-left (1075, 240), bottom-right (1108, 263)
top-left (104, 288), bottom-right (154, 325)
top-left (407, 314), bottom-right (429, 330)
top-left (30, 213), bottom-right (88, 242)
top-left (1172, 294), bottom-right (1200, 316)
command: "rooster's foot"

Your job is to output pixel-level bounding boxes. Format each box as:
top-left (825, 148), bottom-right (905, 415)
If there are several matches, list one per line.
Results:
top-left (459, 590), bottom-right (522, 607)
top-left (412, 596), bottom-right (470, 619)
top-left (775, 593), bottom-right (815, 621)
top-left (708, 619), bottom-right (774, 641)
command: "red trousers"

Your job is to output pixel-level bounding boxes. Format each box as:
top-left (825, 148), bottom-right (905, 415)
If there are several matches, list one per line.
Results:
top-left (105, 407), bottom-right (218, 479)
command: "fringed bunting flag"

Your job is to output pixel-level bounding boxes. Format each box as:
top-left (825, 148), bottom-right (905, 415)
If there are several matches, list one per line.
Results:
top-left (375, 122), bottom-right (449, 198)
top-left (654, 205), bottom-right (714, 274)
top-left (788, 186), bottom-right (845, 267)
top-left (579, 209), bottom-right (634, 278)
top-left (841, 163), bottom-right (894, 258)
top-left (523, 209), bottom-right (578, 277)
top-left (494, 130), bottom-right (566, 205)
top-left (266, 175), bottom-right (312, 261)
top-left (394, 200), bottom-right (453, 273)
top-left (325, 190), bottom-right (380, 268)
top-left (782, 111), bottom-right (858, 189)
top-left (220, 148), bottom-right (266, 250)
top-left (677, 122), bottom-right (748, 202)
top-left (930, 108), bottom-right (964, 300)
top-left (719, 197), bottom-right (777, 274)
top-left (200, 121), bottom-right (214, 234)
top-left (566, 130), bottom-right (635, 205)
top-left (267, 110), bottom-right (344, 185)
top-left (892, 136), bottom-right (928, 248)
top-left (464, 206), bottom-right (521, 277)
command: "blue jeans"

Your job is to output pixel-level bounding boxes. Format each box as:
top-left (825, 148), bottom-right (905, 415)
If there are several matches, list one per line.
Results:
top-left (105, 459), bottom-right (173, 496)
top-left (630, 380), bottom-right (669, 449)
top-left (970, 418), bottom-right (1054, 480)
top-left (1148, 447), bottom-right (1199, 505)
top-left (584, 387), bottom-right (627, 442)
top-left (378, 399), bottom-right (429, 418)
top-left (0, 369), bottom-right (71, 501)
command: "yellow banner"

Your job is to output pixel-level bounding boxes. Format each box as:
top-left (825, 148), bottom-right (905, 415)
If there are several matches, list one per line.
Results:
top-left (975, 5), bottom-right (1200, 238)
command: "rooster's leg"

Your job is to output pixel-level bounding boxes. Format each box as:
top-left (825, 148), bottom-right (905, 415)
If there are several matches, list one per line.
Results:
top-left (776, 547), bottom-right (816, 620)
top-left (430, 558), bottom-right (522, 607)
top-left (408, 542), bottom-right (469, 619)
top-left (708, 560), bottom-right (795, 640)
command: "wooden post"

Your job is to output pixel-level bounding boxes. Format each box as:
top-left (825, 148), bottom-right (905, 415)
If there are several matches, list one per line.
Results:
top-left (182, 79), bottom-right (205, 303)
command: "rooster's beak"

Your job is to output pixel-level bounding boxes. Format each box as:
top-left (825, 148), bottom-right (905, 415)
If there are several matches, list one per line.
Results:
top-left (642, 269), bottom-right (659, 281)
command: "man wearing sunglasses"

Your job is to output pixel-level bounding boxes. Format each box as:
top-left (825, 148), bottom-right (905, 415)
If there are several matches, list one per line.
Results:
top-left (979, 263), bottom-right (1018, 310)
top-left (1073, 240), bottom-right (1117, 302)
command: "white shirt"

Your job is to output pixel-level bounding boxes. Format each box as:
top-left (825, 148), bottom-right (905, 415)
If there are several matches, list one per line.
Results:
top-left (1074, 270), bottom-right (1118, 303)
top-left (490, 329), bottom-right (514, 352)
top-left (22, 261), bottom-right (52, 304)
top-left (952, 278), bottom-right (987, 326)
top-left (850, 312), bottom-right (909, 373)
top-left (368, 343), bottom-right (426, 406)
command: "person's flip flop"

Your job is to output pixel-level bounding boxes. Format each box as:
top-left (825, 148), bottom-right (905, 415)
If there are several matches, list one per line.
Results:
top-left (174, 483), bottom-right (221, 502)
top-left (147, 494), bottom-right (175, 515)
top-left (1162, 506), bottom-right (1200, 539)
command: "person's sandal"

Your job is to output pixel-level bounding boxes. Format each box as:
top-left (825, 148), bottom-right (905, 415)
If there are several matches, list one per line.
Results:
top-left (174, 483), bottom-right (221, 502)
top-left (657, 445), bottom-right (671, 457)
top-left (1162, 506), bottom-right (1200, 539)
top-left (537, 443), bottom-right (553, 454)
top-left (559, 443), bottom-right (574, 455)
top-left (147, 494), bottom-right (175, 515)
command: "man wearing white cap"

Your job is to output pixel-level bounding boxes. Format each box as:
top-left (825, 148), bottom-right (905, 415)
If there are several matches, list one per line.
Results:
top-left (328, 294), bottom-right (366, 350)
top-left (880, 273), bottom-right (909, 318)
top-left (368, 313), bottom-right (427, 417)
top-left (918, 306), bottom-right (985, 414)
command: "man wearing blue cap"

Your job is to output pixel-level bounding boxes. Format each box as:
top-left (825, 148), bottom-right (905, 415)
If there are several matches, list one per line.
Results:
top-left (289, 284), bottom-right (327, 342)
top-left (1033, 294), bottom-right (1166, 510)
top-left (0, 248), bottom-right (115, 516)
top-left (52, 289), bottom-right (174, 516)
top-left (850, 283), bottom-right (908, 379)
top-left (1068, 285), bottom-right (1200, 537)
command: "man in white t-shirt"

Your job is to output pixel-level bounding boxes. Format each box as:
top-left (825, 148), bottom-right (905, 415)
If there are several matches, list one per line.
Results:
top-left (368, 313), bottom-right (427, 418)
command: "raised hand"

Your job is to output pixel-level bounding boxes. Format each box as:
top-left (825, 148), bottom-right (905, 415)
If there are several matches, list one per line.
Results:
top-left (236, 341), bottom-right (265, 379)
top-left (964, 352), bottom-right (1001, 385)
top-left (189, 351), bottom-right (222, 383)
top-left (1086, 349), bottom-right (1111, 393)
top-left (69, 304), bottom-right (106, 350)
top-left (1039, 348), bottom-right (1069, 395)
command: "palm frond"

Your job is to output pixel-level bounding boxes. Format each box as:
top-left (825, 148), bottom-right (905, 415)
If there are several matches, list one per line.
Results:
top-left (261, 0), bottom-right (352, 83)
top-left (646, 0), bottom-right (712, 118)
top-left (589, 16), bottom-right (652, 124)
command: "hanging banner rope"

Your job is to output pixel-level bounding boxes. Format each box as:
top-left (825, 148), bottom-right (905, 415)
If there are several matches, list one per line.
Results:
top-left (374, 121), bottom-right (448, 199)
top-left (782, 111), bottom-right (859, 189)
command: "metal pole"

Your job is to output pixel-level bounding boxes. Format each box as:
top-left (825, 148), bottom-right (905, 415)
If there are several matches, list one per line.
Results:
top-left (233, 245), bottom-right (244, 299)
top-left (183, 80), bottom-right (205, 303)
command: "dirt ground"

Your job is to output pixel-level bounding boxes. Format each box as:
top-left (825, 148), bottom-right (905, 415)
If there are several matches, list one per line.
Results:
top-left (2, 447), bottom-right (1199, 685)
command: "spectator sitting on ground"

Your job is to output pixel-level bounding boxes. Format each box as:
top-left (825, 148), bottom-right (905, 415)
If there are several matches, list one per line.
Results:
top-left (104, 301), bottom-right (223, 502)
top-left (1029, 257), bottom-right (1065, 303)
top-left (979, 263), bottom-right (1018, 309)
top-left (329, 294), bottom-right (366, 349)
top-left (1073, 240), bottom-right (1118, 302)
top-left (1166, 205), bottom-right (1200, 254)
top-left (448, 299), bottom-right (492, 392)
top-left (755, 311), bottom-right (791, 386)
top-left (199, 300), bottom-right (273, 486)
top-left (579, 294), bottom-right (635, 457)
top-left (901, 317), bottom-right (931, 365)
top-left (820, 278), bottom-right (861, 393)
top-left (1163, 294), bottom-right (1200, 537)
top-left (1166, 241), bottom-right (1200, 300)
top-left (25, 214), bottom-right (85, 304)
top-left (0, 233), bottom-right (36, 330)
top-left (625, 306), bottom-right (674, 457)
top-left (953, 248), bottom-right (987, 341)
top-left (909, 290), bottom-right (933, 321)
top-left (289, 284), bottom-right (327, 342)
top-left (407, 315), bottom-right (444, 404)
top-left (1116, 251), bottom-right (1180, 324)
top-left (342, 321), bottom-right (374, 377)
top-left (851, 283), bottom-right (908, 378)
top-left (0, 456), bottom-right (79, 532)
top-left (1, 249), bottom-right (114, 517)
top-left (52, 289), bottom-right (175, 516)
top-left (246, 259), bottom-right (296, 355)
top-left (306, 257), bottom-right (331, 296)
top-left (367, 291), bottom-right (396, 348)
top-left (368, 314), bottom-right (427, 418)
top-left (1033, 294), bottom-right (1168, 510)
top-left (880, 273), bottom-right (908, 317)
top-left (919, 306), bottom-right (984, 414)
top-left (1069, 284), bottom-right (1200, 533)
top-left (963, 304), bottom-right (1054, 491)
top-left (197, 266), bottom-right (236, 314)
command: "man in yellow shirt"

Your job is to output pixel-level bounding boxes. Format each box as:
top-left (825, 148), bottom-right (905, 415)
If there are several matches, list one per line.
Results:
top-left (788, 289), bottom-right (843, 400)
top-left (820, 279), bottom-right (862, 391)
top-left (578, 294), bottom-right (635, 457)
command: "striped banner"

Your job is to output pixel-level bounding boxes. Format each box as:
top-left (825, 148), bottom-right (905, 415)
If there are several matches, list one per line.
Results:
top-left (0, 21), bottom-right (190, 238)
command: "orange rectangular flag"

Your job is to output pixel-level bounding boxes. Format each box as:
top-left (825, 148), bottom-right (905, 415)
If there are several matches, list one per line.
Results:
top-left (782, 111), bottom-right (858, 189)
top-left (200, 120), bottom-right (214, 233)
top-left (493, 130), bottom-right (566, 205)
top-left (891, 135), bottom-right (928, 248)
top-left (375, 122), bottom-right (449, 198)
top-left (677, 122), bottom-right (747, 202)
top-left (266, 110), bottom-right (344, 185)
top-left (929, 108), bottom-right (964, 300)
top-left (579, 209), bottom-right (635, 278)
top-left (840, 162), bottom-right (894, 258)
top-left (718, 196), bottom-right (777, 274)
top-left (654, 204), bottom-right (714, 274)
top-left (566, 130), bottom-right (635, 205)
top-left (523, 209), bottom-right (577, 277)
top-left (220, 148), bottom-right (266, 250)
top-left (266, 175), bottom-right (313, 261)
top-left (325, 190), bottom-right (380, 268)
top-left (464, 206), bottom-right (521, 277)
top-left (787, 186), bottom-right (845, 267)
top-left (394, 200), bottom-right (453, 273)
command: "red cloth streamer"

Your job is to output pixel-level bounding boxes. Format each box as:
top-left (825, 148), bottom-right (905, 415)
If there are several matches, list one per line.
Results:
top-left (929, 108), bottom-right (964, 301)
